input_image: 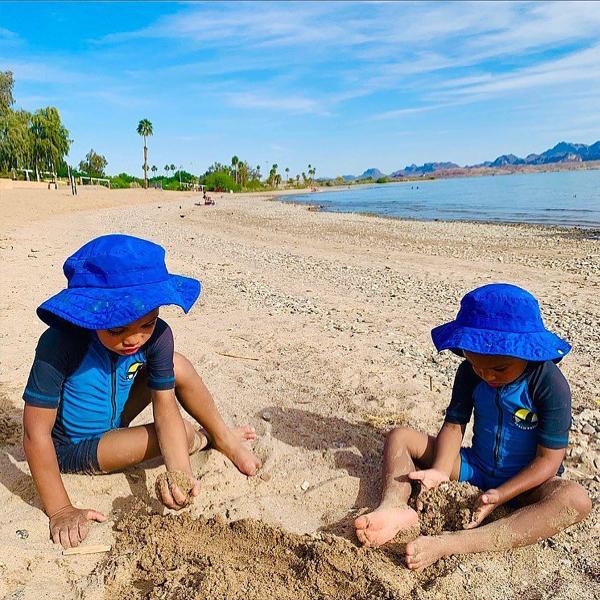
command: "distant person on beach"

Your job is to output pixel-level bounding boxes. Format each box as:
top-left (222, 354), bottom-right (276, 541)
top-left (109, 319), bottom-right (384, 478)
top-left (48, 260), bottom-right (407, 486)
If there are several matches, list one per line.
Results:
top-left (22, 235), bottom-right (261, 549)
top-left (355, 284), bottom-right (591, 569)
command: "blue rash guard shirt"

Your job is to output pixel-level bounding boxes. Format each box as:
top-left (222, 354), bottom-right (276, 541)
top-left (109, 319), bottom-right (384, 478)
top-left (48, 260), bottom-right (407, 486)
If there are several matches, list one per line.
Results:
top-left (446, 360), bottom-right (571, 483)
top-left (23, 318), bottom-right (175, 446)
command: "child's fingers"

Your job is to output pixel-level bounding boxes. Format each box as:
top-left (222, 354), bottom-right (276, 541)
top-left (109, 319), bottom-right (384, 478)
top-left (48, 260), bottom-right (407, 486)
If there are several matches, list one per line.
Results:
top-left (159, 479), bottom-right (177, 508)
top-left (68, 525), bottom-right (80, 548)
top-left (85, 509), bottom-right (107, 522)
top-left (192, 480), bottom-right (201, 497)
top-left (408, 471), bottom-right (425, 481)
top-left (59, 528), bottom-right (71, 549)
top-left (170, 483), bottom-right (187, 507)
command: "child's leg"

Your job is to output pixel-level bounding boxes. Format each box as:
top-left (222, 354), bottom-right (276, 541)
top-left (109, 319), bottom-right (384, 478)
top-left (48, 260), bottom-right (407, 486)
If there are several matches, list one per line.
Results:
top-left (355, 426), bottom-right (461, 547)
top-left (97, 352), bottom-right (260, 474)
top-left (405, 477), bottom-right (592, 570)
top-left (168, 352), bottom-right (261, 476)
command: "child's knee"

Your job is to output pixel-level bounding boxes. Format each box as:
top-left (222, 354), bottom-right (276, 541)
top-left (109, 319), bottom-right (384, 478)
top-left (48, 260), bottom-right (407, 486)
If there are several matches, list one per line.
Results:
top-left (387, 426), bottom-right (418, 444)
top-left (557, 481), bottom-right (592, 520)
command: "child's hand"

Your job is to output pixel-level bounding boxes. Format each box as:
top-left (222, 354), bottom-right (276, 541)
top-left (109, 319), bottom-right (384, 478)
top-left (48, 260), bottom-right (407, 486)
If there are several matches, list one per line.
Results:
top-left (158, 475), bottom-right (201, 510)
top-left (464, 489), bottom-right (501, 529)
top-left (49, 505), bottom-right (107, 549)
top-left (408, 469), bottom-right (450, 510)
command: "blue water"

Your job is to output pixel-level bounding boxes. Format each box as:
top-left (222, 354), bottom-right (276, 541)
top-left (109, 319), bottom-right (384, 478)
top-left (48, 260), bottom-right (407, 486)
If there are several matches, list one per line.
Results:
top-left (286, 170), bottom-right (600, 228)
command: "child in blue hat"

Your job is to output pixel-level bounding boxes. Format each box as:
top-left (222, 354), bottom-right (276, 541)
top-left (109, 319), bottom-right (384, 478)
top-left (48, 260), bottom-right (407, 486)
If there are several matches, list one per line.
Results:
top-left (355, 283), bottom-right (591, 569)
top-left (22, 234), bottom-right (261, 549)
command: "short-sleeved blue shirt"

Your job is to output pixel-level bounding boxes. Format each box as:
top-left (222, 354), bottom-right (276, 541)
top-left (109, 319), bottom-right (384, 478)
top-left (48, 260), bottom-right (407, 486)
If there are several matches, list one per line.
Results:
top-left (23, 318), bottom-right (175, 445)
top-left (445, 360), bottom-right (571, 479)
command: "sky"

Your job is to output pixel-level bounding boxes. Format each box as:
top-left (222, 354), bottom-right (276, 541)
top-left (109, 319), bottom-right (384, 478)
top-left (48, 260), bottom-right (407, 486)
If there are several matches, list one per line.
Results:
top-left (2, 1), bottom-right (600, 177)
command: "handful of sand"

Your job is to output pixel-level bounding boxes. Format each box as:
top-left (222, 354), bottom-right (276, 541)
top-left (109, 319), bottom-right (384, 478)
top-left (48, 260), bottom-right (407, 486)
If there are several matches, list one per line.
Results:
top-left (155, 470), bottom-right (195, 507)
top-left (414, 482), bottom-right (480, 535)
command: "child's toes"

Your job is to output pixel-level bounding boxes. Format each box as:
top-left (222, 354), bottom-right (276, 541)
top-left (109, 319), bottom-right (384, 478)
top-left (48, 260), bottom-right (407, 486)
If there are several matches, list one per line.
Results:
top-left (354, 515), bottom-right (369, 531)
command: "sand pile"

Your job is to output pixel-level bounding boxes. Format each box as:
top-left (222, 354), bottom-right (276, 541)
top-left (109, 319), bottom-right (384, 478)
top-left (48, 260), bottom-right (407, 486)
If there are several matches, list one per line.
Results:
top-left (94, 501), bottom-right (413, 600)
top-left (415, 481), bottom-right (481, 534)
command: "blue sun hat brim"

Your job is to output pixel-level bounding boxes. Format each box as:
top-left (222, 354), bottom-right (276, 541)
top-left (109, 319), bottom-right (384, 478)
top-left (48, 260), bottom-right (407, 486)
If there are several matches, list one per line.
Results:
top-left (431, 283), bottom-right (571, 362)
top-left (37, 234), bottom-right (201, 330)
top-left (38, 275), bottom-right (200, 330)
top-left (431, 323), bottom-right (571, 362)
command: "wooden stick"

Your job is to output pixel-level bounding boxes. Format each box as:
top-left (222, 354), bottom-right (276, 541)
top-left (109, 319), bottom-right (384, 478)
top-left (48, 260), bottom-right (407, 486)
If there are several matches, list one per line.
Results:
top-left (63, 544), bottom-right (111, 556)
top-left (215, 351), bottom-right (259, 361)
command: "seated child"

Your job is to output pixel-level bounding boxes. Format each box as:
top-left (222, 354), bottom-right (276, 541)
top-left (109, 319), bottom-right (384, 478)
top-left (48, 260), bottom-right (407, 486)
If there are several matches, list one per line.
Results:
top-left (355, 283), bottom-right (591, 569)
top-left (23, 234), bottom-right (261, 549)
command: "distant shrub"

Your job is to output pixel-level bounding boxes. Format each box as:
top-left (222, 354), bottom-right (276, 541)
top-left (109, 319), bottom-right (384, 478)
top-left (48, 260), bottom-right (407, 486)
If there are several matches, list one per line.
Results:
top-left (376, 177), bottom-right (389, 184)
top-left (201, 171), bottom-right (240, 192)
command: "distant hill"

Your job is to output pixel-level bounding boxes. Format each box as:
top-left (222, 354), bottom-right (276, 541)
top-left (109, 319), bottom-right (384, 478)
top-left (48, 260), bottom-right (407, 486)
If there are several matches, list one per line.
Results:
top-left (390, 162), bottom-right (459, 177)
top-left (331, 140), bottom-right (600, 184)
top-left (388, 140), bottom-right (600, 178)
top-left (357, 168), bottom-right (386, 180)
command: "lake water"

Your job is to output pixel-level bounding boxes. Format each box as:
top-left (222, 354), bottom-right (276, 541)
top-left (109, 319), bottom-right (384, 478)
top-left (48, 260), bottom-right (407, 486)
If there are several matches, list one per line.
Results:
top-left (285, 170), bottom-right (600, 228)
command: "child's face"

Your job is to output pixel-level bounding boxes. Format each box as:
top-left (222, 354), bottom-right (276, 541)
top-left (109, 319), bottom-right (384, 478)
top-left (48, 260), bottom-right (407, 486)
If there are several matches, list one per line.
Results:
top-left (463, 351), bottom-right (527, 388)
top-left (96, 309), bottom-right (159, 356)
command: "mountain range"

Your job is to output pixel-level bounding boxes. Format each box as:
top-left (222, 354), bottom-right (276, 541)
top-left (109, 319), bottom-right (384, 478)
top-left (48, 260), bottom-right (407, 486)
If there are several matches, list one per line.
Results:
top-left (340, 141), bottom-right (600, 180)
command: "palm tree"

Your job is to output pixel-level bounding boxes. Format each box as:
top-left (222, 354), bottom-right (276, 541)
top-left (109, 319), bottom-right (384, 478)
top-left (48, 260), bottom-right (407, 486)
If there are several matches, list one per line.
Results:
top-left (136, 119), bottom-right (153, 189)
top-left (231, 155), bottom-right (239, 184)
top-left (256, 165), bottom-right (261, 181)
top-left (164, 164), bottom-right (170, 177)
top-left (285, 167), bottom-right (289, 183)
top-left (170, 163), bottom-right (176, 175)
top-left (151, 165), bottom-right (157, 178)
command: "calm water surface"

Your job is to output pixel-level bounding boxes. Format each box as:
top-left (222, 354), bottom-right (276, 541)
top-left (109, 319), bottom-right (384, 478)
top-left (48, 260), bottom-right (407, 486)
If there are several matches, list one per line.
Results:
top-left (286, 170), bottom-right (600, 228)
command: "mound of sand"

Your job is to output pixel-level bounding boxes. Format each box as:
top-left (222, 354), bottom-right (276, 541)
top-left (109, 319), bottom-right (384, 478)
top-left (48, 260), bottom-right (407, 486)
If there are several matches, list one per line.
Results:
top-left (93, 500), bottom-right (414, 600)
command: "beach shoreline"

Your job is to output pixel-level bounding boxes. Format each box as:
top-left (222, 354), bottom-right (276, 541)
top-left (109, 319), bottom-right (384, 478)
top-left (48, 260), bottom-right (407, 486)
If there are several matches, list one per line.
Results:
top-left (0, 186), bottom-right (598, 599)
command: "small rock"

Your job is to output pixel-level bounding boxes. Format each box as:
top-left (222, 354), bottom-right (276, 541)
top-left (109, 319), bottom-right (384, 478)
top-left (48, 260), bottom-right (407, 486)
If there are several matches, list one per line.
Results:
top-left (15, 529), bottom-right (28, 539)
top-left (582, 423), bottom-right (595, 435)
top-left (259, 472), bottom-right (272, 482)
top-left (261, 410), bottom-right (272, 422)
top-left (300, 480), bottom-right (310, 491)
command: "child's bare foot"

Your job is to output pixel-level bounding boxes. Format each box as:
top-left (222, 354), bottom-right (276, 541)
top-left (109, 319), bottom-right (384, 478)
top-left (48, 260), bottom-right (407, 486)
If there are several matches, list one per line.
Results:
top-left (405, 535), bottom-right (448, 570)
top-left (214, 426), bottom-right (261, 476)
top-left (354, 505), bottom-right (419, 547)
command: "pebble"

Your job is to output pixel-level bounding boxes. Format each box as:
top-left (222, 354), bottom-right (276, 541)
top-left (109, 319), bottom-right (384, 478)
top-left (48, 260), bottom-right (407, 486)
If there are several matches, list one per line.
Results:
top-left (261, 410), bottom-right (272, 422)
top-left (300, 480), bottom-right (310, 491)
top-left (15, 530), bottom-right (28, 539)
top-left (582, 423), bottom-right (595, 435)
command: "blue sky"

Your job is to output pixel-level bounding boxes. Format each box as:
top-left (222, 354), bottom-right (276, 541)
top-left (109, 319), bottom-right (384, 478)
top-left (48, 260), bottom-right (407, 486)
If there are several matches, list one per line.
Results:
top-left (2, 1), bottom-right (600, 177)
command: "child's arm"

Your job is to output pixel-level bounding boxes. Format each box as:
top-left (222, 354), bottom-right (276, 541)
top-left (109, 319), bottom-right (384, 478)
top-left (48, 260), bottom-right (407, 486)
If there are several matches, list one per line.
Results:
top-left (408, 421), bottom-right (466, 505)
top-left (23, 405), bottom-right (107, 548)
top-left (152, 388), bottom-right (198, 508)
top-left (466, 445), bottom-right (564, 528)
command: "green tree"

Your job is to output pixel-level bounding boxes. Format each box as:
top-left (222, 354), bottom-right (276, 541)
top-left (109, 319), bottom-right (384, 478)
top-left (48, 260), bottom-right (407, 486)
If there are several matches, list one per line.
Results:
top-left (164, 164), bottom-right (170, 176)
top-left (136, 118), bottom-right (153, 188)
top-left (30, 107), bottom-right (71, 175)
top-left (231, 155), bottom-right (239, 184)
top-left (78, 148), bottom-right (108, 177)
top-left (0, 108), bottom-right (33, 172)
top-left (285, 167), bottom-right (289, 182)
top-left (151, 165), bottom-right (157, 178)
top-left (0, 71), bottom-right (14, 114)
top-left (170, 163), bottom-right (176, 173)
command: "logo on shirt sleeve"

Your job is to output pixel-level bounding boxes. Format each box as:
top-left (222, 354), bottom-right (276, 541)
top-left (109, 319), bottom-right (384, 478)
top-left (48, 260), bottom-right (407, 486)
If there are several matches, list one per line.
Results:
top-left (513, 408), bottom-right (538, 430)
top-left (126, 361), bottom-right (144, 380)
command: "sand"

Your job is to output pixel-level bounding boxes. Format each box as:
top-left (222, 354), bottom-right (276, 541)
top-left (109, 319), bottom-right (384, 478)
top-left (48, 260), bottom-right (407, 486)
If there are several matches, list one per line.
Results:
top-left (154, 470), bottom-right (195, 507)
top-left (0, 185), bottom-right (598, 599)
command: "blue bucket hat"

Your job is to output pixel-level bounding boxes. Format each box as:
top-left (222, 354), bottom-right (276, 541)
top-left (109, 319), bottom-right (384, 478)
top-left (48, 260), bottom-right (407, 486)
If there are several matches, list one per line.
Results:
top-left (37, 234), bottom-right (201, 330)
top-left (431, 283), bottom-right (571, 362)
